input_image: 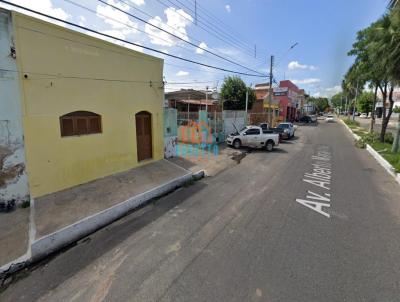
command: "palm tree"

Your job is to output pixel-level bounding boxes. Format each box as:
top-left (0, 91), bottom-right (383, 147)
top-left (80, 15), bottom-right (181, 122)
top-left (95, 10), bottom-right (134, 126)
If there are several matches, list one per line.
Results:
top-left (388, 0), bottom-right (398, 9)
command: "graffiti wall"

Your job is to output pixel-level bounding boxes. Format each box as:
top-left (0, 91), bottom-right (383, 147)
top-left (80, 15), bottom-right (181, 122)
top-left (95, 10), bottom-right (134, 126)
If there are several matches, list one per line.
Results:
top-left (0, 10), bottom-right (29, 206)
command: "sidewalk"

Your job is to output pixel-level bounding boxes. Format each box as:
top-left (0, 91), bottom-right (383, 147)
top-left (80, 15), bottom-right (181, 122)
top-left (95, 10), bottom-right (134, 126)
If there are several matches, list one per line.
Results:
top-left (1, 159), bottom-right (192, 274)
top-left (0, 208), bottom-right (30, 269)
top-left (168, 143), bottom-right (245, 176)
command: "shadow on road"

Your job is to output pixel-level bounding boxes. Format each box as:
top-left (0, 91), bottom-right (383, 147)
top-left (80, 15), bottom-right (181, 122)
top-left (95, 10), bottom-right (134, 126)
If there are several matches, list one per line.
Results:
top-left (1, 182), bottom-right (208, 298)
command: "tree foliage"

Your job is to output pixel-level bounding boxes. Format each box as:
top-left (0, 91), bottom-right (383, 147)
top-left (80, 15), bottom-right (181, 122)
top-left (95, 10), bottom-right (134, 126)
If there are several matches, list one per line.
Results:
top-left (346, 6), bottom-right (400, 141)
top-left (331, 92), bottom-right (345, 110)
top-left (356, 92), bottom-right (374, 113)
top-left (220, 76), bottom-right (255, 110)
top-left (309, 97), bottom-right (329, 112)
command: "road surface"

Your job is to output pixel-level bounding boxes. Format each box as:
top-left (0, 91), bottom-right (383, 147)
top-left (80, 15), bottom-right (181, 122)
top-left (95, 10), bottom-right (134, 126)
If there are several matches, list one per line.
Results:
top-left (2, 119), bottom-right (400, 302)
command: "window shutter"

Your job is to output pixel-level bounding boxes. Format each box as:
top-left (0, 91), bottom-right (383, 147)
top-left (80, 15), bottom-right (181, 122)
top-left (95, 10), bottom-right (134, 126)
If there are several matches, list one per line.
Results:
top-left (89, 117), bottom-right (101, 133)
top-left (76, 118), bottom-right (88, 135)
top-left (61, 118), bottom-right (74, 136)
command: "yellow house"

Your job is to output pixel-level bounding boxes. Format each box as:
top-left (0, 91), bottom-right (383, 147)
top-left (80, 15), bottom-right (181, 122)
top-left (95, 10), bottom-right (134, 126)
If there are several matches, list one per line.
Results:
top-left (0, 9), bottom-right (164, 199)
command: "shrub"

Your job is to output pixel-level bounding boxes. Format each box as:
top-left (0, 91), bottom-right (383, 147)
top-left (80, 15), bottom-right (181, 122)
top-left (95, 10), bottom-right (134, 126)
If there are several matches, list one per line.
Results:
top-left (343, 118), bottom-right (360, 127)
top-left (356, 132), bottom-right (375, 149)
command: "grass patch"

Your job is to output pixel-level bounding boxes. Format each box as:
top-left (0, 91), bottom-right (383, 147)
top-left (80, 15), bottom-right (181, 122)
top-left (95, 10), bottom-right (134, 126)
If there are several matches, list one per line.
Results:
top-left (370, 141), bottom-right (400, 173)
top-left (353, 130), bottom-right (368, 136)
top-left (342, 119), bottom-right (400, 172)
top-left (343, 118), bottom-right (360, 127)
top-left (20, 201), bottom-right (30, 208)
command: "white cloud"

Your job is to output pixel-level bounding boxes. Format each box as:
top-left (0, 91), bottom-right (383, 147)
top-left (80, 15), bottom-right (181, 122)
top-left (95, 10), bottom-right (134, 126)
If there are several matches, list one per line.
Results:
top-left (312, 85), bottom-right (342, 98)
top-left (176, 70), bottom-right (189, 76)
top-left (1, 0), bottom-right (70, 26)
top-left (196, 42), bottom-right (207, 54)
top-left (288, 61), bottom-right (317, 71)
top-left (130, 0), bottom-right (145, 6)
top-left (324, 85), bottom-right (341, 97)
top-left (291, 78), bottom-right (321, 85)
top-left (145, 7), bottom-right (193, 47)
top-left (78, 15), bottom-right (86, 26)
top-left (96, 0), bottom-right (138, 34)
top-left (225, 4), bottom-right (231, 13)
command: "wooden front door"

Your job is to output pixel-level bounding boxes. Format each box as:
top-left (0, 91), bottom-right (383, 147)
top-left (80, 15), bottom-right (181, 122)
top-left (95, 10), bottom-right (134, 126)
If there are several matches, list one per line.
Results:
top-left (135, 111), bottom-right (152, 161)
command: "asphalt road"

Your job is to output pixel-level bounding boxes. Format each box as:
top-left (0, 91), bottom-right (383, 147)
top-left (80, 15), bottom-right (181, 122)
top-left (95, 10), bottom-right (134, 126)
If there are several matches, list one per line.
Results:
top-left (2, 120), bottom-right (400, 302)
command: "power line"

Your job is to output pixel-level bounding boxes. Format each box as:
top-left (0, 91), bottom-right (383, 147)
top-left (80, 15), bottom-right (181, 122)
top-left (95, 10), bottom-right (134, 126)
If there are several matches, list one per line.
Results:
top-left (163, 0), bottom-right (268, 66)
top-left (0, 68), bottom-right (164, 84)
top-left (186, 0), bottom-right (254, 47)
top-left (114, 0), bottom-right (265, 70)
top-left (0, 0), bottom-right (268, 78)
top-left (177, 0), bottom-right (254, 52)
top-left (17, 24), bottom-right (232, 79)
top-left (96, 0), bottom-right (265, 76)
top-left (64, 0), bottom-right (207, 61)
top-left (154, 0), bottom-right (255, 57)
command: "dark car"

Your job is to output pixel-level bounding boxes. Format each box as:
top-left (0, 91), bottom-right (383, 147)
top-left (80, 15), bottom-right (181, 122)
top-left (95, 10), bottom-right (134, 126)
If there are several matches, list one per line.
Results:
top-left (258, 123), bottom-right (283, 142)
top-left (299, 116), bottom-right (313, 123)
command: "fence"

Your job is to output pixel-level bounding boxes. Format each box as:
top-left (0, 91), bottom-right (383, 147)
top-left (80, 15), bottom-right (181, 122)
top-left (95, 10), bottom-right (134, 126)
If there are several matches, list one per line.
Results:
top-left (177, 111), bottom-right (199, 126)
top-left (223, 110), bottom-right (246, 136)
top-left (163, 108), bottom-right (178, 158)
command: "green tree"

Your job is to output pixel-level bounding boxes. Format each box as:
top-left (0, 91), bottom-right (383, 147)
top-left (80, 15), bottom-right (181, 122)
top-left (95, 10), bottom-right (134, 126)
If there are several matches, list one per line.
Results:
top-left (331, 92), bottom-right (345, 111)
top-left (309, 97), bottom-right (329, 112)
top-left (356, 92), bottom-right (374, 113)
top-left (220, 76), bottom-right (255, 110)
top-left (392, 106), bottom-right (400, 153)
top-left (347, 13), bottom-right (398, 140)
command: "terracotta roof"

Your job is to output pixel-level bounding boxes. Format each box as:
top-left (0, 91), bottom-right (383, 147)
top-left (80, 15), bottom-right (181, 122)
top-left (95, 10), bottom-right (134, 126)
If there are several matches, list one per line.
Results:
top-left (173, 99), bottom-right (217, 106)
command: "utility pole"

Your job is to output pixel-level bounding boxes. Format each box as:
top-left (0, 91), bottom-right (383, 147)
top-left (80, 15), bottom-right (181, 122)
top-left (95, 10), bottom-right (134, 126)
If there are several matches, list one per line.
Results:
top-left (268, 55), bottom-right (274, 125)
top-left (205, 86), bottom-right (208, 112)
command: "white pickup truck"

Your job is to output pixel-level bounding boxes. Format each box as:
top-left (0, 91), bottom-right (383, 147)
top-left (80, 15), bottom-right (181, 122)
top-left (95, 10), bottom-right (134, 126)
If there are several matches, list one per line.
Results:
top-left (226, 125), bottom-right (280, 151)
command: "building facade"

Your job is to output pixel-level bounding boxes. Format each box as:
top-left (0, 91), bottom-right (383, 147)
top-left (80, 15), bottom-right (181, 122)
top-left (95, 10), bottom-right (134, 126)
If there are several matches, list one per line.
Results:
top-left (0, 9), bottom-right (164, 201)
top-left (165, 89), bottom-right (220, 112)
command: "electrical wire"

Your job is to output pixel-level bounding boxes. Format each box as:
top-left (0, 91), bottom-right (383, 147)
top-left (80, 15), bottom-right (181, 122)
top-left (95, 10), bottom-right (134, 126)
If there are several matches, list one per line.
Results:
top-left (94, 0), bottom-right (264, 76)
top-left (160, 0), bottom-right (269, 67)
top-left (111, 0), bottom-right (265, 70)
top-left (0, 68), bottom-right (164, 83)
top-left (174, 0), bottom-right (253, 52)
top-left (0, 0), bottom-right (268, 78)
top-left (154, 0), bottom-right (256, 57)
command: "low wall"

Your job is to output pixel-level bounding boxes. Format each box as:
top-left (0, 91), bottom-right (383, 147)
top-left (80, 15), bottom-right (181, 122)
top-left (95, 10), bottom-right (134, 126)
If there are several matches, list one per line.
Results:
top-left (164, 136), bottom-right (177, 158)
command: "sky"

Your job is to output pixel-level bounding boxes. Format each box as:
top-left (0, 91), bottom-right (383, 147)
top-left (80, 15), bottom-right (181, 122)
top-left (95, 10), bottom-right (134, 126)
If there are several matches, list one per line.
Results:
top-left (0, 0), bottom-right (389, 97)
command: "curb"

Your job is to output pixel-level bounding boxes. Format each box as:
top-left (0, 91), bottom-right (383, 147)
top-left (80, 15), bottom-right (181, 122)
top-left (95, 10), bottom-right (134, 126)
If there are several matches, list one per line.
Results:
top-left (339, 119), bottom-right (361, 140)
top-left (366, 145), bottom-right (400, 186)
top-left (1, 170), bottom-right (193, 277)
top-left (340, 118), bottom-right (400, 186)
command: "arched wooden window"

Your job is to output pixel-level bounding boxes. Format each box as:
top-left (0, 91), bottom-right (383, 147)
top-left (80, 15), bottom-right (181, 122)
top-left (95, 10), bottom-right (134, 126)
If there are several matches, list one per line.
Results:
top-left (60, 111), bottom-right (102, 137)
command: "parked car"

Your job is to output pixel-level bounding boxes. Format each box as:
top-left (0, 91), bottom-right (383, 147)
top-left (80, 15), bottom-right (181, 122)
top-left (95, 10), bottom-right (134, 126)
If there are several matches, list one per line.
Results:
top-left (258, 123), bottom-right (283, 142)
top-left (226, 125), bottom-right (280, 151)
top-left (277, 122), bottom-right (295, 139)
top-left (360, 113), bottom-right (368, 118)
top-left (299, 116), bottom-right (313, 123)
top-left (325, 115), bottom-right (334, 122)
